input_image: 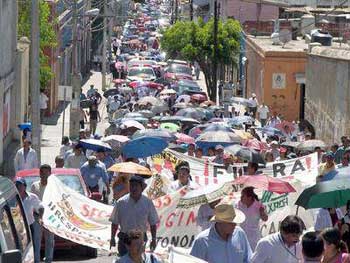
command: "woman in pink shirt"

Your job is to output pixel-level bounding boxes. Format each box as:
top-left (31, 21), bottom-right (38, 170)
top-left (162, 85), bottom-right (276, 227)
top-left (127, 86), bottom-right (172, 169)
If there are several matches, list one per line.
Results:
top-left (320, 227), bottom-right (350, 263)
top-left (237, 187), bottom-right (268, 250)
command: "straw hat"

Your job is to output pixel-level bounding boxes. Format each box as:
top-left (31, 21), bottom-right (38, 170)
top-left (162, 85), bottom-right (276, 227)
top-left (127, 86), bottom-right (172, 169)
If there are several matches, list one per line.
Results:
top-left (210, 204), bottom-right (245, 224)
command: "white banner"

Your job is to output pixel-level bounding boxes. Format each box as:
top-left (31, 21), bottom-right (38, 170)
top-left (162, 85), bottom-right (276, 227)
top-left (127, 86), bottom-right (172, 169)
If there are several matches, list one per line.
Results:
top-left (42, 176), bottom-right (113, 251)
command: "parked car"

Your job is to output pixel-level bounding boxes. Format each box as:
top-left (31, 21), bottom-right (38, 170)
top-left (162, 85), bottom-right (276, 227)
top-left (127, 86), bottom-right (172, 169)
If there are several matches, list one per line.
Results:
top-left (0, 176), bottom-right (34, 263)
top-left (16, 168), bottom-right (97, 258)
top-left (164, 63), bottom-right (193, 81)
top-left (175, 79), bottom-right (202, 95)
top-left (127, 66), bottom-right (157, 82)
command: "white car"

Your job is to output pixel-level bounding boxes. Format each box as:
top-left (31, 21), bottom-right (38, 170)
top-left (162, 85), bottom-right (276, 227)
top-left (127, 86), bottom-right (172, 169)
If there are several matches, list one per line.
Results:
top-left (127, 67), bottom-right (157, 82)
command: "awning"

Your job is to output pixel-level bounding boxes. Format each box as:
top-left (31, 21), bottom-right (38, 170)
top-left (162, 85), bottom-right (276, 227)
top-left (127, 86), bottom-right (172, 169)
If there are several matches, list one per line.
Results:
top-left (240, 0), bottom-right (290, 7)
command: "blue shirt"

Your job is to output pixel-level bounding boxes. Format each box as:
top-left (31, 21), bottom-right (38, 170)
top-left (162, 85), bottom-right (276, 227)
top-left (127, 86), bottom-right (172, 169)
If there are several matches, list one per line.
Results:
top-left (80, 162), bottom-right (109, 187)
top-left (190, 225), bottom-right (252, 263)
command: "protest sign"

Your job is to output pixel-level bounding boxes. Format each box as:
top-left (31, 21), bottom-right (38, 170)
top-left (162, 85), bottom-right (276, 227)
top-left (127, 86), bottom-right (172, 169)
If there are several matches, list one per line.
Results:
top-left (155, 188), bottom-right (201, 249)
top-left (42, 176), bottom-right (113, 250)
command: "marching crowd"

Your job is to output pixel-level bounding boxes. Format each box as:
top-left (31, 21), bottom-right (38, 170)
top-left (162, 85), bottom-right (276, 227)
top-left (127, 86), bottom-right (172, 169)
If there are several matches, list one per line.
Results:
top-left (11, 0), bottom-right (350, 263)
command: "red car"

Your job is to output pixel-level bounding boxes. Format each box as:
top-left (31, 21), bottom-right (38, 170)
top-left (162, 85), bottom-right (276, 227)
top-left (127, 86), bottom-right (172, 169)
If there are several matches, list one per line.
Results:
top-left (16, 168), bottom-right (97, 258)
top-left (164, 63), bottom-right (193, 81)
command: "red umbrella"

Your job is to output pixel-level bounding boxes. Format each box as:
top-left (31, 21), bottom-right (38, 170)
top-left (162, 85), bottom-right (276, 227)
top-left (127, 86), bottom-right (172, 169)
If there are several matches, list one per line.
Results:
top-left (148, 82), bottom-right (164, 90)
top-left (191, 94), bottom-right (207, 102)
top-left (242, 139), bottom-right (268, 151)
top-left (113, 79), bottom-right (126, 84)
top-left (233, 175), bottom-right (296, 194)
top-left (128, 81), bottom-right (151, 89)
top-left (275, 121), bottom-right (295, 134)
top-left (174, 133), bottom-right (195, 144)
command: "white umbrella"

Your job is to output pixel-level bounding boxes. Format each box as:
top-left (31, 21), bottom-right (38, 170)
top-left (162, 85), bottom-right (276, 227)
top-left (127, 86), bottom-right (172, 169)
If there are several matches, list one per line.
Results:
top-left (177, 181), bottom-right (233, 208)
top-left (120, 120), bottom-right (145, 130)
top-left (160, 89), bottom-right (176, 95)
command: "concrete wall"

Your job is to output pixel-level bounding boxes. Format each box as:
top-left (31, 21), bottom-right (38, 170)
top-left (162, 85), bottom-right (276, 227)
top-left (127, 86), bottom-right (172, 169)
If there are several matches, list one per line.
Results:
top-left (0, 0), bottom-right (17, 170)
top-left (305, 47), bottom-right (350, 144)
top-left (224, 0), bottom-right (279, 22)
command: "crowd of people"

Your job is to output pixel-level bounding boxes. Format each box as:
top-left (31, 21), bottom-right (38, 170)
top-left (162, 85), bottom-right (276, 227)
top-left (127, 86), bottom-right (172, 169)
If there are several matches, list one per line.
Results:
top-left (11, 0), bottom-right (350, 263)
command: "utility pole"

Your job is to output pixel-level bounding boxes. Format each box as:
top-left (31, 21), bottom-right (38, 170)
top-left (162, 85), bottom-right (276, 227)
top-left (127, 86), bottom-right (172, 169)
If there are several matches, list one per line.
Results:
top-left (175, 0), bottom-right (178, 22)
top-left (69, 0), bottom-right (81, 139)
top-left (102, 0), bottom-right (108, 91)
top-left (190, 0), bottom-right (193, 21)
top-left (213, 0), bottom-right (220, 103)
top-left (30, 0), bottom-right (41, 162)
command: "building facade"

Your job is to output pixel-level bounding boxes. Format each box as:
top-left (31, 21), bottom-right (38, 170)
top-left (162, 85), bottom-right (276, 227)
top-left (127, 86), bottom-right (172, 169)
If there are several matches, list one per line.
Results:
top-left (245, 36), bottom-right (307, 121)
top-left (0, 0), bottom-right (18, 173)
top-left (305, 46), bottom-right (350, 143)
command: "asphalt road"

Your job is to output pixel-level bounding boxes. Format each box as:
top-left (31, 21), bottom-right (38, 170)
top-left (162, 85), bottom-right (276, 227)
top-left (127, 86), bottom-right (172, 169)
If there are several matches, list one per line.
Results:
top-left (53, 249), bottom-right (114, 263)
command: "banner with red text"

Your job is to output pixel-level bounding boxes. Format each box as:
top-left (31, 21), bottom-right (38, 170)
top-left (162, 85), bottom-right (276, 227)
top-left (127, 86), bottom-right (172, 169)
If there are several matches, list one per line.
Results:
top-left (42, 176), bottom-right (113, 250)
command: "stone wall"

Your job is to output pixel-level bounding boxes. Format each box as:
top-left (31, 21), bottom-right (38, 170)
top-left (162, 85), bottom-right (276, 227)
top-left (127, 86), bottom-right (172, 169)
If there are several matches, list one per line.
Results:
top-left (305, 46), bottom-right (350, 143)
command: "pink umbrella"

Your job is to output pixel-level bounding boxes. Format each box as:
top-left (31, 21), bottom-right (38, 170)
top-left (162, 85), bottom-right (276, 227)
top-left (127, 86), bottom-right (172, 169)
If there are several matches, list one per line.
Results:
top-left (113, 79), bottom-right (126, 84)
top-left (233, 175), bottom-right (296, 194)
top-left (174, 133), bottom-right (195, 144)
top-left (275, 121), bottom-right (295, 134)
top-left (243, 139), bottom-right (268, 151)
top-left (191, 94), bottom-right (207, 103)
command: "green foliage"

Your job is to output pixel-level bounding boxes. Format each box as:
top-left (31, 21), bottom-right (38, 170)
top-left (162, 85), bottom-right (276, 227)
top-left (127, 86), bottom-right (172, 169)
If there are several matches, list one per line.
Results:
top-left (18, 0), bottom-right (57, 89)
top-left (161, 18), bottom-right (241, 100)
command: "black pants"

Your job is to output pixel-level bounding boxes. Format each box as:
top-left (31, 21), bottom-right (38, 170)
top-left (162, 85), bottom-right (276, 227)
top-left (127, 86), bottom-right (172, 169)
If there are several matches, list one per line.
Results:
top-left (79, 120), bottom-right (85, 129)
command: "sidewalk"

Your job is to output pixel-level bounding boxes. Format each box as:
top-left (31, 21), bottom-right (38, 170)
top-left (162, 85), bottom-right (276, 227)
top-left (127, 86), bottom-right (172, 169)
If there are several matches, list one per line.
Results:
top-left (41, 71), bottom-right (112, 166)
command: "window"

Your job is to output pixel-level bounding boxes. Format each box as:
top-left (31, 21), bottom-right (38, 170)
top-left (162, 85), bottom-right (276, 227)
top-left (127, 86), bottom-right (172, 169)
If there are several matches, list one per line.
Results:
top-left (0, 207), bottom-right (17, 250)
top-left (7, 195), bottom-right (31, 252)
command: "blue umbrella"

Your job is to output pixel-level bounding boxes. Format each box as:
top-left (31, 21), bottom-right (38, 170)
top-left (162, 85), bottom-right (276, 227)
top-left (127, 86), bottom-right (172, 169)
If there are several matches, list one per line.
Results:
top-left (132, 129), bottom-right (176, 142)
top-left (195, 131), bottom-right (241, 153)
top-left (80, 139), bottom-right (112, 152)
top-left (321, 166), bottom-right (350, 182)
top-left (256, 126), bottom-right (284, 136)
top-left (226, 116), bottom-right (255, 126)
top-left (122, 137), bottom-right (168, 158)
top-left (18, 122), bottom-right (32, 131)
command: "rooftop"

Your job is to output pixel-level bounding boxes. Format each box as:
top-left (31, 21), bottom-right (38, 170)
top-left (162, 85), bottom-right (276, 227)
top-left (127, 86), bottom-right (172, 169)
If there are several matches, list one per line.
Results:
top-left (246, 35), bottom-right (309, 57)
top-left (310, 45), bottom-right (350, 61)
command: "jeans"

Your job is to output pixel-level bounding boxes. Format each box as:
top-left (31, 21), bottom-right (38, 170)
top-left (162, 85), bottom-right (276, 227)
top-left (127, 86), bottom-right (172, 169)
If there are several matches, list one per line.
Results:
top-left (33, 220), bottom-right (55, 263)
top-left (260, 119), bottom-right (267, 127)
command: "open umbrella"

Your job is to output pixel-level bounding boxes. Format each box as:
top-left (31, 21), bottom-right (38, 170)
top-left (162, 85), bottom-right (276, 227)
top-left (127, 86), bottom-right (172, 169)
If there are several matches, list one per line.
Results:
top-left (160, 122), bottom-right (180, 132)
top-left (234, 175), bottom-right (296, 194)
top-left (103, 135), bottom-right (129, 144)
top-left (108, 162), bottom-right (152, 177)
top-left (242, 139), bottom-right (268, 151)
top-left (132, 129), bottom-right (175, 141)
top-left (103, 88), bottom-right (119, 98)
top-left (176, 95), bottom-right (191, 103)
top-left (275, 121), bottom-right (296, 134)
top-left (138, 110), bottom-right (155, 118)
top-left (281, 141), bottom-right (300, 148)
top-left (80, 139), bottom-right (112, 152)
top-left (122, 137), bottom-right (168, 158)
top-left (174, 133), bottom-right (195, 144)
top-left (200, 100), bottom-right (216, 107)
top-left (256, 127), bottom-right (284, 137)
top-left (124, 112), bottom-right (145, 119)
top-left (297, 140), bottom-right (327, 151)
top-left (177, 182), bottom-right (233, 209)
top-left (226, 116), bottom-right (255, 126)
top-left (112, 79), bottom-right (126, 85)
top-left (202, 123), bottom-right (233, 133)
top-left (120, 120), bottom-right (145, 130)
top-left (118, 86), bottom-right (133, 93)
top-left (232, 129), bottom-right (254, 140)
top-left (225, 145), bottom-right (266, 164)
top-left (159, 116), bottom-right (200, 125)
top-left (230, 97), bottom-right (254, 107)
top-left (151, 104), bottom-right (168, 114)
top-left (176, 108), bottom-right (206, 120)
top-left (191, 94), bottom-right (207, 102)
top-left (173, 102), bottom-right (193, 109)
top-left (138, 96), bottom-right (161, 106)
top-left (196, 131), bottom-right (241, 151)
top-left (295, 178), bottom-right (350, 209)
top-left (160, 89), bottom-right (176, 95)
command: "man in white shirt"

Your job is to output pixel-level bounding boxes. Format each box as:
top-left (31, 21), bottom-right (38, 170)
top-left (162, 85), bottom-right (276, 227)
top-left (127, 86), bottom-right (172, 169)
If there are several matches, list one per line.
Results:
top-left (251, 215), bottom-right (305, 263)
top-left (314, 208), bottom-right (343, 231)
top-left (110, 175), bottom-right (159, 256)
top-left (40, 90), bottom-right (49, 122)
top-left (248, 93), bottom-right (258, 118)
top-left (65, 144), bottom-right (87, 169)
top-left (31, 164), bottom-right (55, 263)
top-left (16, 178), bottom-right (43, 263)
top-left (191, 204), bottom-right (252, 263)
top-left (14, 139), bottom-right (39, 173)
top-left (257, 102), bottom-right (269, 127)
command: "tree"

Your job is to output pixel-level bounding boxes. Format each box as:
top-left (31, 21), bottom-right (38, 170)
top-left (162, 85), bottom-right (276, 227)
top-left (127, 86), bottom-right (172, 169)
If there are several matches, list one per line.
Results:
top-left (161, 18), bottom-right (241, 101)
top-left (18, 0), bottom-right (57, 89)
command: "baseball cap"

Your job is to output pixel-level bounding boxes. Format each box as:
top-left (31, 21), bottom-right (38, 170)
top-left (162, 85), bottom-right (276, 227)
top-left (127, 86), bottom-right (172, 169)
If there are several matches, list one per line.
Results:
top-left (15, 178), bottom-right (27, 187)
top-left (215, 145), bottom-right (224, 151)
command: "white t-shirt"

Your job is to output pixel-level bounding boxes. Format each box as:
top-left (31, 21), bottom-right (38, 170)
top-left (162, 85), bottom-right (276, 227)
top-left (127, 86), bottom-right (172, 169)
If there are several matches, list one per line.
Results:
top-left (22, 192), bottom-right (43, 225)
top-left (40, 93), bottom-right (49, 109)
top-left (249, 97), bottom-right (258, 107)
top-left (258, 105), bottom-right (269, 119)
